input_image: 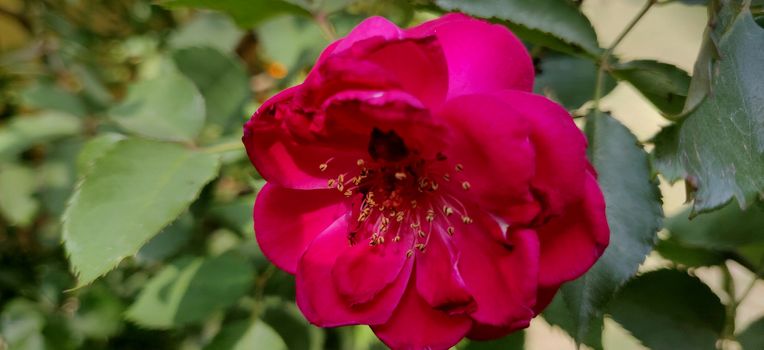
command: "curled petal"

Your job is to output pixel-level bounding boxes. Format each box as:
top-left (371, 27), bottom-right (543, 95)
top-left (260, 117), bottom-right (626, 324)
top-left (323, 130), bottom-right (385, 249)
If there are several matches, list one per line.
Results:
top-left (535, 172), bottom-right (609, 287)
top-left (372, 282), bottom-right (472, 350)
top-left (407, 13), bottom-right (534, 98)
top-left (296, 216), bottom-right (412, 327)
top-left (254, 184), bottom-right (349, 273)
top-left (415, 230), bottom-right (475, 316)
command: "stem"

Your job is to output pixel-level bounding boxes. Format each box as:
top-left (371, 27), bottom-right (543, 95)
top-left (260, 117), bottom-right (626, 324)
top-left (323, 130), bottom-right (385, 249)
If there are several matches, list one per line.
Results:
top-left (202, 141), bottom-right (244, 154)
top-left (721, 265), bottom-right (737, 344)
top-left (251, 264), bottom-right (277, 319)
top-left (592, 0), bottom-right (657, 114)
top-left (314, 11), bottom-right (338, 41)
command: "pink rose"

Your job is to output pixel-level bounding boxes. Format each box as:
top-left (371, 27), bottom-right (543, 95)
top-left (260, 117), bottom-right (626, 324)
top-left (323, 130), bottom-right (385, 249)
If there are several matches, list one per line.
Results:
top-left (243, 13), bottom-right (609, 350)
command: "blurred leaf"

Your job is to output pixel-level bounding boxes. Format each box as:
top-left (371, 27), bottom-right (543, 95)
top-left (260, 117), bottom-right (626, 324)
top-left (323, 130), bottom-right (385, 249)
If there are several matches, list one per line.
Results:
top-left (462, 331), bottom-right (524, 349)
top-left (210, 194), bottom-right (256, 235)
top-left (434, 0), bottom-right (601, 55)
top-left (609, 269), bottom-right (725, 350)
top-left (206, 318), bottom-right (287, 350)
top-left (667, 201), bottom-right (764, 250)
top-left (651, 9), bottom-right (764, 212)
top-left (261, 299), bottom-right (324, 350)
top-left (75, 133), bottom-right (125, 177)
top-left (542, 293), bottom-right (603, 350)
top-left (136, 212), bottom-right (193, 263)
top-left (258, 15), bottom-right (327, 74)
top-left (0, 112), bottom-right (82, 161)
top-left (738, 317), bottom-right (764, 350)
top-left (110, 68), bottom-right (205, 142)
top-left (160, 0), bottom-right (309, 28)
top-left (534, 55), bottom-right (615, 109)
top-left (20, 81), bottom-right (87, 117)
top-left (611, 60), bottom-right (691, 117)
top-left (654, 236), bottom-right (727, 267)
top-left (71, 284), bottom-right (124, 339)
top-left (172, 47), bottom-right (250, 130)
top-left (0, 299), bottom-right (46, 350)
top-left (126, 253), bottom-right (254, 329)
top-left (561, 112), bottom-right (663, 346)
top-left (0, 163), bottom-right (39, 227)
top-left (63, 139), bottom-right (220, 286)
top-left (38, 139), bottom-right (81, 217)
top-left (168, 12), bottom-right (243, 53)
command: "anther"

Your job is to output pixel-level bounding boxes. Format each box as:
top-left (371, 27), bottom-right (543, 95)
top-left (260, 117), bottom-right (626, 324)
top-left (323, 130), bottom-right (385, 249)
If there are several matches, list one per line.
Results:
top-left (395, 172), bottom-right (407, 180)
top-left (357, 159), bottom-right (365, 167)
top-left (411, 200), bottom-right (417, 208)
top-left (447, 226), bottom-right (455, 236)
top-left (418, 230), bottom-right (426, 238)
top-left (461, 215), bottom-right (473, 224)
top-left (442, 206), bottom-right (454, 216)
top-left (406, 250), bottom-right (414, 258)
top-left (462, 181), bottom-right (471, 190)
top-left (426, 209), bottom-right (435, 222)
top-left (455, 164), bottom-right (464, 172)
top-left (344, 190), bottom-right (353, 197)
top-left (443, 174), bottom-right (450, 181)
top-left (415, 243), bottom-right (426, 252)
top-left (327, 179), bottom-right (336, 188)
top-left (431, 182), bottom-right (439, 191)
top-left (392, 235), bottom-right (401, 242)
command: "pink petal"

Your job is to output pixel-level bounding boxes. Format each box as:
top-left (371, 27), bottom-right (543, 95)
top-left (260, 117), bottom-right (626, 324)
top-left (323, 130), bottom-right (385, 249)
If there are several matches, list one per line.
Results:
top-left (296, 216), bottom-right (412, 327)
top-left (490, 90), bottom-right (589, 219)
top-left (536, 172), bottom-right (609, 287)
top-left (332, 235), bottom-right (411, 306)
top-left (453, 214), bottom-right (539, 327)
top-left (407, 13), bottom-right (534, 98)
top-left (466, 318), bottom-right (530, 340)
top-left (415, 230), bottom-right (475, 316)
top-left (334, 16), bottom-right (403, 53)
top-left (438, 94), bottom-right (536, 222)
top-left (254, 184), bottom-right (349, 273)
top-left (243, 87), bottom-right (364, 189)
top-left (372, 282), bottom-right (472, 350)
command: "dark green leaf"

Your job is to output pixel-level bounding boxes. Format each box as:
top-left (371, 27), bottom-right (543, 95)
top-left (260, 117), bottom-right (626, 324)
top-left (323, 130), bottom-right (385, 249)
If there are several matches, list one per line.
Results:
top-left (738, 317), bottom-right (764, 350)
top-left (611, 60), bottom-right (691, 116)
top-left (666, 202), bottom-right (764, 250)
top-left (261, 299), bottom-right (325, 350)
top-left (561, 112), bottom-right (663, 346)
top-left (160, 0), bottom-right (309, 28)
top-left (609, 269), bottom-right (725, 350)
top-left (126, 253), bottom-right (254, 329)
top-left (654, 236), bottom-right (727, 267)
top-left (136, 212), bottom-right (193, 263)
top-left (535, 55), bottom-right (615, 109)
top-left (0, 163), bottom-right (39, 227)
top-left (0, 112), bottom-right (82, 161)
top-left (0, 299), bottom-right (46, 350)
top-left (110, 68), bottom-right (205, 142)
top-left (63, 139), bottom-right (220, 286)
top-left (463, 331), bottom-right (524, 350)
top-left (172, 47), bottom-right (250, 131)
top-left (71, 284), bottom-right (124, 339)
top-left (651, 9), bottom-right (764, 212)
top-left (542, 293), bottom-right (603, 350)
top-left (434, 0), bottom-right (601, 55)
top-left (210, 194), bottom-right (256, 235)
top-left (650, 123), bottom-right (685, 183)
top-left (205, 319), bottom-right (287, 350)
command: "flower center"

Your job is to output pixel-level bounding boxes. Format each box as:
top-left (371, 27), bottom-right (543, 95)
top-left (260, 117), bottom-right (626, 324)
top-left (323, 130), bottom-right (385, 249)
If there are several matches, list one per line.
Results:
top-left (319, 129), bottom-right (473, 257)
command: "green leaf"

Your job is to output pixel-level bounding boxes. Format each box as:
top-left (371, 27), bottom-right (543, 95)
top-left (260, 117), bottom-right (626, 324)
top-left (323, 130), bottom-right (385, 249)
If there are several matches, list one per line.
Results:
top-left (434, 0), bottom-right (601, 55)
top-left (160, 0), bottom-right (309, 28)
top-left (611, 60), bottom-right (691, 117)
top-left (561, 112), bottom-right (663, 346)
top-left (666, 202), bottom-right (764, 250)
top-left (608, 269), bottom-right (725, 350)
top-left (206, 319), bottom-right (287, 350)
top-left (172, 47), bottom-right (250, 130)
top-left (0, 299), bottom-right (46, 350)
top-left (651, 9), bottom-right (764, 212)
top-left (0, 112), bottom-right (82, 161)
top-left (535, 55), bottom-right (615, 110)
top-left (20, 81), bottom-right (87, 117)
top-left (75, 133), bottom-right (125, 177)
top-left (463, 331), bottom-right (524, 350)
top-left (261, 299), bottom-right (325, 350)
top-left (654, 236), bottom-right (727, 268)
top-left (650, 124), bottom-right (685, 183)
top-left (210, 194), bottom-right (256, 235)
top-left (738, 317), bottom-right (764, 350)
top-left (63, 139), bottom-right (220, 286)
top-left (109, 69), bottom-right (205, 142)
top-left (126, 253), bottom-right (254, 329)
top-left (71, 284), bottom-right (124, 339)
top-left (542, 293), bottom-right (603, 350)
top-left (168, 12), bottom-right (243, 53)
top-left (258, 16), bottom-right (327, 74)
top-left (0, 163), bottom-right (39, 227)
top-left (136, 212), bottom-right (193, 263)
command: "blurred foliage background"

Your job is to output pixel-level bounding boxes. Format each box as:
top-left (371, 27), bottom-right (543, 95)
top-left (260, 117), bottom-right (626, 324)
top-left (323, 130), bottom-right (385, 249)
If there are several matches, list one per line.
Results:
top-left (0, 0), bottom-right (763, 349)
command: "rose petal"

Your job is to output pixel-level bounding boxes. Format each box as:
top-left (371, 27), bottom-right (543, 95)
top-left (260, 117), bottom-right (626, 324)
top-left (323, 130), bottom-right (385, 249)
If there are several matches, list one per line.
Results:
top-left (536, 172), bottom-right (609, 287)
top-left (334, 16), bottom-right (403, 53)
top-left (415, 229), bottom-right (475, 315)
top-left (407, 13), bottom-right (534, 98)
top-left (296, 216), bottom-right (412, 327)
top-left (254, 184), bottom-right (349, 273)
top-left (372, 282), bottom-right (471, 350)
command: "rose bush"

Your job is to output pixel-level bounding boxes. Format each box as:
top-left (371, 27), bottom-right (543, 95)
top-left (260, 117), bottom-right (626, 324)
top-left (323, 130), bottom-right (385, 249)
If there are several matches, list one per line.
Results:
top-left (243, 13), bottom-right (609, 350)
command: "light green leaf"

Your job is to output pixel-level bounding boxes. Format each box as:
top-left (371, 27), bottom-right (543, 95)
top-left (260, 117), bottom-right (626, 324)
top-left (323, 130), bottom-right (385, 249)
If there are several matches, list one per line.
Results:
top-left (434, 0), bottom-right (601, 55)
top-left (561, 112), bottom-right (663, 346)
top-left (172, 47), bottom-right (250, 130)
top-left (611, 60), bottom-right (691, 117)
top-left (258, 16), bottom-right (327, 74)
top-left (75, 133), bottom-right (125, 177)
top-left (160, 0), bottom-right (309, 28)
top-left (0, 112), bottom-right (82, 161)
top-left (20, 81), bottom-right (87, 117)
top-left (0, 299), bottom-right (46, 350)
top-left (110, 69), bottom-right (205, 142)
top-left (738, 317), bottom-right (764, 350)
top-left (71, 284), bottom-right (124, 339)
top-left (168, 12), bottom-right (243, 53)
top-left (652, 9), bottom-right (764, 212)
top-left (609, 269), bottom-right (725, 350)
top-left (0, 163), bottom-right (39, 227)
top-left (126, 253), bottom-right (254, 329)
top-left (206, 318), bottom-right (287, 350)
top-left (63, 139), bottom-right (220, 286)
top-left (535, 55), bottom-right (615, 109)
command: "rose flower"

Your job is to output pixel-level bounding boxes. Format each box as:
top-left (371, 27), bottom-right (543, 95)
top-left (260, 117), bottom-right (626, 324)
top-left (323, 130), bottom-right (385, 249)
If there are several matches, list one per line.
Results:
top-left (243, 13), bottom-right (609, 350)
